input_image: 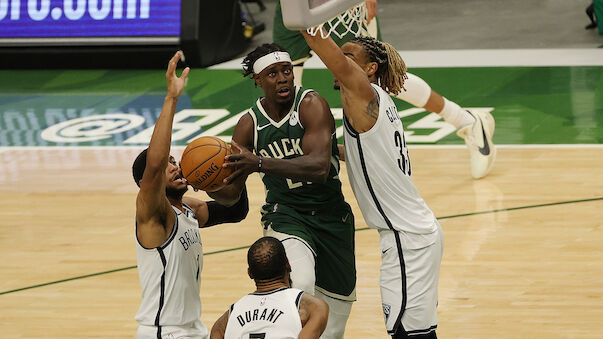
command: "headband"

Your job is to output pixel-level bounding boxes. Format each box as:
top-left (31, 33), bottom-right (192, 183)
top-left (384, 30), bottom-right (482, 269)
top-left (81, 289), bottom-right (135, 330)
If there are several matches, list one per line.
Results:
top-left (252, 51), bottom-right (292, 74)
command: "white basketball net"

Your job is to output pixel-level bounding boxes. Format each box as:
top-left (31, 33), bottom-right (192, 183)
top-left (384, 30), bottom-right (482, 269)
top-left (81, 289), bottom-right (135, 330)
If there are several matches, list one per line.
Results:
top-left (306, 3), bottom-right (369, 39)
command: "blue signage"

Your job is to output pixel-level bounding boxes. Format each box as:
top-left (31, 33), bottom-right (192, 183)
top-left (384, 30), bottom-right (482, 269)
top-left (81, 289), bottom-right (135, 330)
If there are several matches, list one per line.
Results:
top-left (0, 94), bottom-right (194, 146)
top-left (0, 0), bottom-right (180, 38)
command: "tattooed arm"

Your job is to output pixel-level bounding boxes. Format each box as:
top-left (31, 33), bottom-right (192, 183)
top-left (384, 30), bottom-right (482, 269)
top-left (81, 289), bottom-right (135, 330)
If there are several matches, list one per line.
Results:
top-left (302, 30), bottom-right (379, 133)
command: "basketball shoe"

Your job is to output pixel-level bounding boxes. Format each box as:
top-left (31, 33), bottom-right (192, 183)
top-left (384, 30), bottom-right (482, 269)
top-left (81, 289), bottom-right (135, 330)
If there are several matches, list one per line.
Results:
top-left (457, 110), bottom-right (496, 179)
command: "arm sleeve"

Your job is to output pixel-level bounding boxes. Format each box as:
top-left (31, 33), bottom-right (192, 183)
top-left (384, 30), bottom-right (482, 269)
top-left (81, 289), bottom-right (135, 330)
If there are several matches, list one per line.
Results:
top-left (202, 188), bottom-right (249, 227)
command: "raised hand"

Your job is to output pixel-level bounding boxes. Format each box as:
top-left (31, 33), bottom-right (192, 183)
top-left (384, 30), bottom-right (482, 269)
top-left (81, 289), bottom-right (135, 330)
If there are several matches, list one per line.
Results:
top-left (166, 51), bottom-right (190, 99)
top-left (366, 0), bottom-right (377, 24)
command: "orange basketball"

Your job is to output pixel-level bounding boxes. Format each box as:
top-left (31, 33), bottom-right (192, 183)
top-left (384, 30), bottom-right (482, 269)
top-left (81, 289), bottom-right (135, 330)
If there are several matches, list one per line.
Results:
top-left (180, 136), bottom-right (232, 192)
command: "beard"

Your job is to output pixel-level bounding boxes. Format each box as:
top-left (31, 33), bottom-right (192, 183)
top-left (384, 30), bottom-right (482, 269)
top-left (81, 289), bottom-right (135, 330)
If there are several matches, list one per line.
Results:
top-left (166, 185), bottom-right (188, 200)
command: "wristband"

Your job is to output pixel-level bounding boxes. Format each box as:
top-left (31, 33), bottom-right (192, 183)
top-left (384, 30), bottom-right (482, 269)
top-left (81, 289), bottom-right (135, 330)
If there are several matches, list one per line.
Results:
top-left (258, 155), bottom-right (263, 173)
top-left (204, 188), bottom-right (249, 227)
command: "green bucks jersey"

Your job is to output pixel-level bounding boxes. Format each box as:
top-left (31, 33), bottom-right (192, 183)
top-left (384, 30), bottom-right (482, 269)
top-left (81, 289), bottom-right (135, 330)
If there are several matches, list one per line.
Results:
top-left (247, 87), bottom-right (345, 212)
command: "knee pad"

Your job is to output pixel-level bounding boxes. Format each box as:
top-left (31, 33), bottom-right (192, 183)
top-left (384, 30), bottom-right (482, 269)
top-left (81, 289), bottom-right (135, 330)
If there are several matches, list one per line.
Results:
top-left (395, 72), bottom-right (431, 108)
top-left (281, 238), bottom-right (316, 294)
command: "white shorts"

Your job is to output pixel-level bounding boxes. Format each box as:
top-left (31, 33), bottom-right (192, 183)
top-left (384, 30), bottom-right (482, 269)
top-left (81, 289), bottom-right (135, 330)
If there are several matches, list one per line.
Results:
top-left (379, 220), bottom-right (444, 336)
top-left (136, 320), bottom-right (208, 339)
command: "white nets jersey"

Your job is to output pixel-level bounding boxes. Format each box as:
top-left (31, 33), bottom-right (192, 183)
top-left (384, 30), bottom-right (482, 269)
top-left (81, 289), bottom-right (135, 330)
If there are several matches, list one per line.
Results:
top-left (343, 84), bottom-right (436, 235)
top-left (135, 204), bottom-right (206, 336)
top-left (224, 287), bottom-right (304, 339)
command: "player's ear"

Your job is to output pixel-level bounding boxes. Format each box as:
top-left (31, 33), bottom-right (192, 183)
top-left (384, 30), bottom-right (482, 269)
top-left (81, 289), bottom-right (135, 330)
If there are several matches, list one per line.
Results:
top-left (285, 259), bottom-right (291, 273)
top-left (248, 267), bottom-right (254, 279)
top-left (366, 62), bottom-right (378, 77)
top-left (253, 74), bottom-right (261, 88)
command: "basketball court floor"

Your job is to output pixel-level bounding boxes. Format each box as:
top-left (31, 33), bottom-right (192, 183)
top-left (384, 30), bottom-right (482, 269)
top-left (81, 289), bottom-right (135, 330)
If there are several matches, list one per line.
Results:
top-left (1, 1), bottom-right (603, 338)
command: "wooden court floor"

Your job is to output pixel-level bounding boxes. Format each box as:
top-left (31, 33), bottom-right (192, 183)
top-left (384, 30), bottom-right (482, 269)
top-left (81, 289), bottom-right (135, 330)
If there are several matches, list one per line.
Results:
top-left (1, 146), bottom-right (602, 338)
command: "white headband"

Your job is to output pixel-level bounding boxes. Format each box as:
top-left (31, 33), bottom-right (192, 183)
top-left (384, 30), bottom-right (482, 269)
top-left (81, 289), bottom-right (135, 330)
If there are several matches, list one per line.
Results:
top-left (252, 51), bottom-right (292, 74)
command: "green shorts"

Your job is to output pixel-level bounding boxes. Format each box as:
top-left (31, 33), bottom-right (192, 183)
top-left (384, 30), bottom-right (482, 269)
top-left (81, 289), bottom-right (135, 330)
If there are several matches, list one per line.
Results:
top-left (596, 0), bottom-right (603, 35)
top-left (273, 2), bottom-right (382, 63)
top-left (261, 202), bottom-right (356, 299)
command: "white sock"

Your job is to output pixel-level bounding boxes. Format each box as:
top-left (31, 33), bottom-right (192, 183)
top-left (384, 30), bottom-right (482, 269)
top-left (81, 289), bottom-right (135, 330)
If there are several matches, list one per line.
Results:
top-left (438, 98), bottom-right (476, 130)
top-left (315, 290), bottom-right (353, 339)
top-left (367, 17), bottom-right (378, 38)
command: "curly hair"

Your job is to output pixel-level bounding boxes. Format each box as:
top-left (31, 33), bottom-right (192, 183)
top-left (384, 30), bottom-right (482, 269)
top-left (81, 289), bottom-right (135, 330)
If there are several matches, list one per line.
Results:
top-left (349, 36), bottom-right (407, 95)
top-left (242, 43), bottom-right (288, 78)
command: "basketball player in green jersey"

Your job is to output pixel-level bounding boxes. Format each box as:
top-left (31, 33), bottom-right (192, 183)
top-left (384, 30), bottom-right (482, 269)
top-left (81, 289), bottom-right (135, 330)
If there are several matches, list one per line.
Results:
top-left (208, 43), bottom-right (355, 339)
top-left (274, 0), bottom-right (496, 179)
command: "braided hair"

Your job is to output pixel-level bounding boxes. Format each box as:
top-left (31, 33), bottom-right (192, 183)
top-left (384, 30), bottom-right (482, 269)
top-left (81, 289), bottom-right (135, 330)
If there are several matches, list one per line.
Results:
top-left (349, 36), bottom-right (407, 95)
top-left (242, 43), bottom-right (288, 78)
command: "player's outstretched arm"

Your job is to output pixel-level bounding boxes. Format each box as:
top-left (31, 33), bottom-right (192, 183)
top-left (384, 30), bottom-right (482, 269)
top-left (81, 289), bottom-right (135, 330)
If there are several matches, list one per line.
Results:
top-left (143, 51), bottom-right (190, 187)
top-left (210, 310), bottom-right (229, 339)
top-left (366, 0), bottom-right (377, 24)
top-left (298, 293), bottom-right (329, 339)
top-left (301, 30), bottom-right (374, 104)
top-left (302, 31), bottom-right (379, 133)
top-left (182, 188), bottom-right (249, 227)
top-left (136, 51), bottom-right (190, 248)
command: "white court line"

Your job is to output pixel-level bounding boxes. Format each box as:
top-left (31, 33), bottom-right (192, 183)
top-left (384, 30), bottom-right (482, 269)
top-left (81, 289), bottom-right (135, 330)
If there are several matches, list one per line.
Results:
top-left (209, 49), bottom-right (603, 69)
top-left (408, 144), bottom-right (603, 149)
top-left (1, 144), bottom-right (602, 152)
top-left (0, 146), bottom-right (179, 151)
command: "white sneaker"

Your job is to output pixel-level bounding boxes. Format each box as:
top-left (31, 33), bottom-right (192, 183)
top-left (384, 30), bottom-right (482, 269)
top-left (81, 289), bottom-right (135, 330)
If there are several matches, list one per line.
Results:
top-left (457, 110), bottom-right (496, 179)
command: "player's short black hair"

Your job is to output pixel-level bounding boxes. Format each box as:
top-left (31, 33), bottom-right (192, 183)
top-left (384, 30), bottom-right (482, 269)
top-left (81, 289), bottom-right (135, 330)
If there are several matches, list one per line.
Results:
top-left (242, 43), bottom-right (288, 78)
top-left (132, 148), bottom-right (148, 187)
top-left (248, 236), bottom-right (288, 281)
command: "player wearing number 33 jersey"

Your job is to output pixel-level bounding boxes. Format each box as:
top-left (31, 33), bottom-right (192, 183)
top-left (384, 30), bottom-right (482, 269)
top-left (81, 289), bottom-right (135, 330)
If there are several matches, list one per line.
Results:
top-left (343, 85), bottom-right (443, 338)
top-left (303, 32), bottom-right (444, 338)
top-left (343, 83), bottom-right (436, 236)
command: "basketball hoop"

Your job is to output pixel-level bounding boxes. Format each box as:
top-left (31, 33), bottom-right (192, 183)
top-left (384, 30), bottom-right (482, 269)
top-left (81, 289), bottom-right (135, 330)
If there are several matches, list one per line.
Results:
top-left (306, 2), bottom-right (369, 39)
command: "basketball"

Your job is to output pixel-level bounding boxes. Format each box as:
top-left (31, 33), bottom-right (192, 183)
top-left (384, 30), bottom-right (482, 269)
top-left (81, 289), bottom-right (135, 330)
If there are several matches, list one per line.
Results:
top-left (180, 136), bottom-right (232, 192)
